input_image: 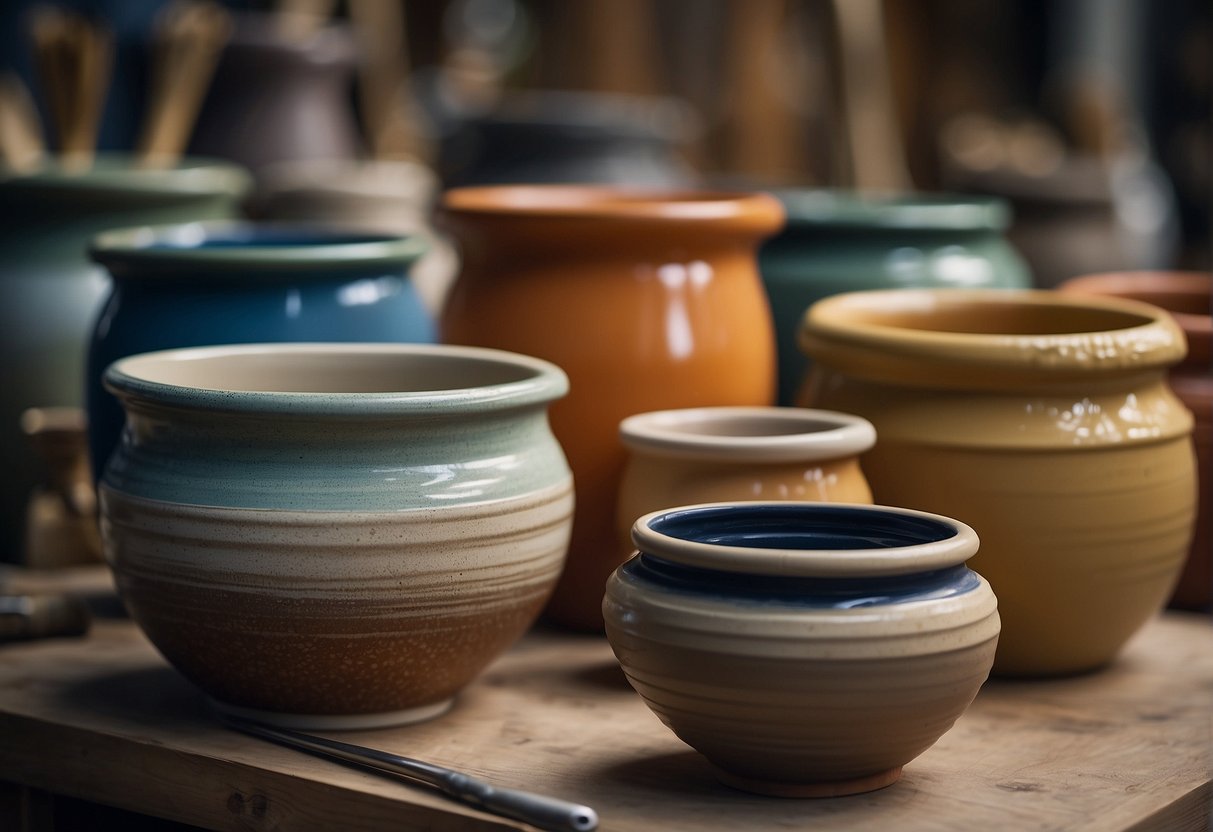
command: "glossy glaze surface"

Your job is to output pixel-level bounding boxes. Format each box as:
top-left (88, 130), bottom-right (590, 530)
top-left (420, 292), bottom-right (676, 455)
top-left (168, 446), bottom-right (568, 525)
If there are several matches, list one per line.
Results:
top-left (617, 407), bottom-right (873, 549)
top-left (604, 502), bottom-right (999, 796)
top-left (87, 223), bottom-right (435, 481)
top-left (0, 156), bottom-right (249, 557)
top-left (1059, 271), bottom-right (1212, 610)
top-left (800, 289), bottom-right (1196, 674)
top-left (759, 190), bottom-right (1030, 405)
top-left (100, 343), bottom-right (573, 727)
top-left (441, 186), bottom-right (784, 630)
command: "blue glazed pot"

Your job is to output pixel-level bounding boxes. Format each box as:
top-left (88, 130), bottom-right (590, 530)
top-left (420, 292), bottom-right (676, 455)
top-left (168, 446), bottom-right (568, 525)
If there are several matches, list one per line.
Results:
top-left (86, 223), bottom-right (434, 479)
top-left (603, 501), bottom-right (1000, 797)
top-left (758, 190), bottom-right (1031, 405)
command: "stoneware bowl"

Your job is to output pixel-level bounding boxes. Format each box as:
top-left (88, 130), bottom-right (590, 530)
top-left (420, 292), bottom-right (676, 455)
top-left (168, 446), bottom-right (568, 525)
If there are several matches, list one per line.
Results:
top-left (603, 501), bottom-right (1000, 797)
top-left (616, 406), bottom-right (875, 548)
top-left (100, 343), bottom-right (573, 729)
top-left (799, 289), bottom-right (1196, 674)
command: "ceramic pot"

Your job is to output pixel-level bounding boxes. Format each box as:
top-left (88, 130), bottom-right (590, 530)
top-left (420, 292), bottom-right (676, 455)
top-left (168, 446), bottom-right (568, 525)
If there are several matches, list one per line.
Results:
top-left (617, 406), bottom-right (874, 547)
top-left (247, 158), bottom-right (459, 315)
top-left (188, 14), bottom-right (361, 174)
top-left (604, 501), bottom-right (999, 797)
top-left (758, 190), bottom-right (1031, 405)
top-left (1058, 271), bottom-right (1212, 611)
top-left (440, 186), bottom-right (784, 630)
top-left (437, 91), bottom-right (700, 188)
top-left (0, 156), bottom-right (250, 558)
top-left (100, 343), bottom-right (573, 729)
top-left (86, 222), bottom-right (435, 483)
top-left (799, 289), bottom-right (1196, 675)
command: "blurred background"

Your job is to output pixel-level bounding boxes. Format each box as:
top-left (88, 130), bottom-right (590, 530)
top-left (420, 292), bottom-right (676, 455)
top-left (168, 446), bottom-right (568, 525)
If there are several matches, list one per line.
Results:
top-left (2, 0), bottom-right (1209, 270)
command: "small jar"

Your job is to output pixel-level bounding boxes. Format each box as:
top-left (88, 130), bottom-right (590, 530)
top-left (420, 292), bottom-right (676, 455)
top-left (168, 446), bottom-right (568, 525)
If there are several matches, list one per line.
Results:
top-left (604, 501), bottom-right (1000, 797)
top-left (616, 406), bottom-right (874, 548)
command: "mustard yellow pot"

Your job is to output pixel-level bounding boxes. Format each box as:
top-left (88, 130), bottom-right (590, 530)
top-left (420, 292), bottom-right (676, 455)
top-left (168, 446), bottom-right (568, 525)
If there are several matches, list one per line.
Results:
top-left (798, 289), bottom-right (1196, 676)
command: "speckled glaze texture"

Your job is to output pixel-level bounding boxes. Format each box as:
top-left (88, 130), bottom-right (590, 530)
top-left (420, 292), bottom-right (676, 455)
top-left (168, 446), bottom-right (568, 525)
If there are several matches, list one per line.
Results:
top-left (616, 407), bottom-right (874, 550)
top-left (440, 186), bottom-right (784, 630)
top-left (603, 502), bottom-right (999, 797)
top-left (799, 289), bottom-right (1196, 675)
top-left (99, 343), bottom-right (572, 728)
top-left (758, 191), bottom-right (1030, 405)
top-left (87, 222), bottom-right (436, 482)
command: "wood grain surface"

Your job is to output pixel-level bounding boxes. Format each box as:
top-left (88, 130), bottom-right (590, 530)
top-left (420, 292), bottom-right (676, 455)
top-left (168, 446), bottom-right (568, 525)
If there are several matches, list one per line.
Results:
top-left (0, 568), bottom-right (1209, 831)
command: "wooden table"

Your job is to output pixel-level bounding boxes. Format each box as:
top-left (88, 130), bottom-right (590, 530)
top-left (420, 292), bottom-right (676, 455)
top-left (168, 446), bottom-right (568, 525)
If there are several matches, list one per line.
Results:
top-left (1, 567), bottom-right (1210, 831)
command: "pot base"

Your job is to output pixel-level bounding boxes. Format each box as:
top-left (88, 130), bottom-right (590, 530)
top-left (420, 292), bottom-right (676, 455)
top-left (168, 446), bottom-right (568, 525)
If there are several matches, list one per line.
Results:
top-left (712, 765), bottom-right (903, 798)
top-left (210, 697), bottom-right (454, 731)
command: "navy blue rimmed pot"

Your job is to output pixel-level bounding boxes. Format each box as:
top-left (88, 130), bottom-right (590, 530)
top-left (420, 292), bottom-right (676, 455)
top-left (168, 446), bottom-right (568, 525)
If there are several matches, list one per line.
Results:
top-left (603, 501), bottom-right (1000, 798)
top-left (86, 222), bottom-right (435, 479)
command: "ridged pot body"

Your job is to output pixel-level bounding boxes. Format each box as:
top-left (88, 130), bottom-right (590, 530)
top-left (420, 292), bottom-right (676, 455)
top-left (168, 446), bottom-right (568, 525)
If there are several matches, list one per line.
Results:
top-left (1058, 271), bottom-right (1212, 610)
top-left (800, 289), bottom-right (1197, 675)
top-left (759, 191), bottom-right (1030, 405)
top-left (603, 502), bottom-right (999, 796)
top-left (0, 157), bottom-right (249, 558)
top-left (87, 224), bottom-right (436, 482)
top-left (99, 344), bottom-right (572, 728)
top-left (441, 186), bottom-right (784, 630)
top-left (616, 407), bottom-right (875, 547)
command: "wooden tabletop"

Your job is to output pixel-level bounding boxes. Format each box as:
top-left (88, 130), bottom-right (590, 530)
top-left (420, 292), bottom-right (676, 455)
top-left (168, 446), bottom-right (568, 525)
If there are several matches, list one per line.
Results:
top-left (0, 567), bottom-right (1210, 831)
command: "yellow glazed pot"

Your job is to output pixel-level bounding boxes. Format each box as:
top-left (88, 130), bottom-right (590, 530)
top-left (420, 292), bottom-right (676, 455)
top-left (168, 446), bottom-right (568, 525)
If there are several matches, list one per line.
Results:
top-left (799, 289), bottom-right (1196, 676)
top-left (616, 406), bottom-right (874, 548)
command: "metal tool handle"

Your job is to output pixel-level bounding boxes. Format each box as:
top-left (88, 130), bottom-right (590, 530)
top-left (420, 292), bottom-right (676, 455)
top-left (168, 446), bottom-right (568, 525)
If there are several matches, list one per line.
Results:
top-left (222, 716), bottom-right (598, 832)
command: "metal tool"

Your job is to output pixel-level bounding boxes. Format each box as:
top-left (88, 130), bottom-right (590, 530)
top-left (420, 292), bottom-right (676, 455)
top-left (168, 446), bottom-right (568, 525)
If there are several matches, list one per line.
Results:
top-left (222, 715), bottom-right (599, 832)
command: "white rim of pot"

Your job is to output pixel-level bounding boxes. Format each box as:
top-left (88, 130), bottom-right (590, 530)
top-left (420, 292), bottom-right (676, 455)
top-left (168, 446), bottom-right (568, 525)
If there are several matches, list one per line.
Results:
top-left (619, 406), bottom-right (875, 463)
top-left (631, 501), bottom-right (979, 577)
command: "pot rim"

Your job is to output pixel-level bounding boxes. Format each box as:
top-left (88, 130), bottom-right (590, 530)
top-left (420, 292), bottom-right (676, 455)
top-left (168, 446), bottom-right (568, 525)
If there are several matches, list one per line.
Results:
top-left (1058, 272), bottom-right (1212, 357)
top-left (800, 288), bottom-right (1186, 376)
top-left (631, 501), bottom-right (978, 578)
top-left (104, 342), bottom-right (568, 418)
top-left (619, 406), bottom-right (875, 463)
top-left (0, 154), bottom-right (251, 199)
top-left (771, 188), bottom-right (1010, 232)
top-left (440, 185), bottom-right (785, 228)
top-left (90, 221), bottom-right (428, 275)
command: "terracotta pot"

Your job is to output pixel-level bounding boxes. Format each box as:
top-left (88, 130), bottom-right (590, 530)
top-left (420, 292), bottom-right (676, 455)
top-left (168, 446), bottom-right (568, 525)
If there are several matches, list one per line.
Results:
top-left (617, 406), bottom-right (874, 547)
top-left (440, 186), bottom-right (784, 630)
top-left (101, 343), bottom-right (572, 729)
top-left (799, 289), bottom-right (1195, 676)
top-left (604, 502), bottom-right (999, 797)
top-left (1059, 271), bottom-right (1212, 611)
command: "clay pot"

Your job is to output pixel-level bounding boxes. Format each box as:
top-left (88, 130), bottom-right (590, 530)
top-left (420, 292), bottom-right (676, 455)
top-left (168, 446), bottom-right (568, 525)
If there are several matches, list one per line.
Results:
top-left (617, 406), bottom-right (874, 547)
top-left (1058, 271), bottom-right (1212, 610)
top-left (100, 343), bottom-right (573, 728)
top-left (440, 186), bottom-right (784, 630)
top-left (758, 190), bottom-right (1031, 405)
top-left (799, 289), bottom-right (1196, 675)
top-left (604, 501), bottom-right (999, 797)
top-left (0, 155), bottom-right (249, 558)
top-left (87, 222), bottom-right (435, 482)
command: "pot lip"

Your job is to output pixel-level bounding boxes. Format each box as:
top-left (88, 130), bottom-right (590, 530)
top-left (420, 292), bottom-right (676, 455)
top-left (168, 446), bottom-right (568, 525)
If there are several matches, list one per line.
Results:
top-left (631, 502), bottom-right (978, 578)
top-left (800, 288), bottom-right (1186, 374)
top-left (89, 221), bottom-right (428, 275)
top-left (440, 185), bottom-right (785, 228)
top-left (619, 407), bottom-right (875, 463)
top-left (770, 188), bottom-right (1010, 232)
top-left (0, 154), bottom-right (251, 199)
top-left (103, 342), bottom-right (569, 418)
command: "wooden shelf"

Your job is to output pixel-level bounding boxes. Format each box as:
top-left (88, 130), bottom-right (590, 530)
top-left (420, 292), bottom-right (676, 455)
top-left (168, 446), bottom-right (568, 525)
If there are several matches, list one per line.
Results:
top-left (0, 568), bottom-right (1210, 831)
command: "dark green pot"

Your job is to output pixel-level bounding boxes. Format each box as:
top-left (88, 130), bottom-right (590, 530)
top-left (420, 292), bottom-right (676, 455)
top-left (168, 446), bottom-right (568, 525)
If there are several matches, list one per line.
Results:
top-left (759, 191), bottom-right (1031, 405)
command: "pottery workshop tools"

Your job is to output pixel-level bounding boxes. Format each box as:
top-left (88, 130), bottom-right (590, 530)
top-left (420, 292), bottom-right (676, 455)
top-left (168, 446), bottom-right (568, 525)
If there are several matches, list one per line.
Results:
top-left (223, 716), bottom-right (599, 832)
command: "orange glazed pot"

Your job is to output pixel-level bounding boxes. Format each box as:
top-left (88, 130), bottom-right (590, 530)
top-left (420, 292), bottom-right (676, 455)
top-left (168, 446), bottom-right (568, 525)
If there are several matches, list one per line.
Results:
top-left (1059, 271), bottom-right (1212, 611)
top-left (440, 186), bottom-right (784, 630)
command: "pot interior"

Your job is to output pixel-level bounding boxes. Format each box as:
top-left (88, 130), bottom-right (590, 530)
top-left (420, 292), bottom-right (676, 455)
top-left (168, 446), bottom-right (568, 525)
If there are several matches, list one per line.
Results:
top-left (117, 347), bottom-right (538, 394)
top-left (843, 298), bottom-right (1153, 336)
